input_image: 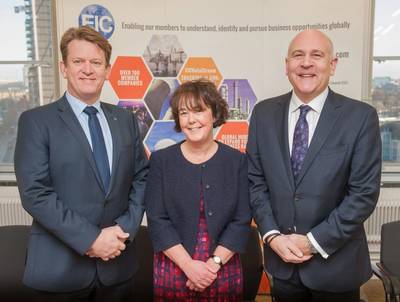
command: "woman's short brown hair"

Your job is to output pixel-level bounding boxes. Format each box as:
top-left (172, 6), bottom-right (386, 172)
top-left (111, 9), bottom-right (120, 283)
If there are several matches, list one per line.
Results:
top-left (170, 80), bottom-right (229, 132)
top-left (60, 26), bottom-right (112, 66)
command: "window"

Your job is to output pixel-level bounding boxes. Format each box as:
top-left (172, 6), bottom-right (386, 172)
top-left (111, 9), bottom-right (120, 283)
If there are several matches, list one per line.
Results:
top-left (0, 0), bottom-right (56, 174)
top-left (372, 0), bottom-right (400, 178)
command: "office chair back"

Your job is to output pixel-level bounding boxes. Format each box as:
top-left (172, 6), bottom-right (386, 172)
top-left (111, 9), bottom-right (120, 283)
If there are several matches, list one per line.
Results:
top-left (0, 225), bottom-right (37, 301)
top-left (372, 220), bottom-right (400, 302)
top-left (381, 220), bottom-right (400, 276)
top-left (242, 226), bottom-right (264, 302)
top-left (132, 225), bottom-right (154, 301)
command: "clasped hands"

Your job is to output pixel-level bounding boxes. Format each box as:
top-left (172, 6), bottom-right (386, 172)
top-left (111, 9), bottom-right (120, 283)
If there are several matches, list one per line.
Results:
top-left (183, 258), bottom-right (221, 292)
top-left (86, 225), bottom-right (129, 261)
top-left (269, 233), bottom-right (314, 264)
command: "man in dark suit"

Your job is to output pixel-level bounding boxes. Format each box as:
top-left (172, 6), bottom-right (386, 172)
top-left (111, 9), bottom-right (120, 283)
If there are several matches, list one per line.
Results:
top-left (14, 26), bottom-right (148, 301)
top-left (247, 29), bottom-right (381, 302)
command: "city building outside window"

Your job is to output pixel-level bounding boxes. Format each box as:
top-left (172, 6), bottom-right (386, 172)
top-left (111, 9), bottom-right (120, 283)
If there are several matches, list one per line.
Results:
top-left (372, 0), bottom-right (400, 175)
top-left (0, 0), bottom-right (56, 175)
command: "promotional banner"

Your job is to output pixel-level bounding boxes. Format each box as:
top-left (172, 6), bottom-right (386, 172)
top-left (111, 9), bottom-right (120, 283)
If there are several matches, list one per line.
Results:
top-left (55, 0), bottom-right (372, 154)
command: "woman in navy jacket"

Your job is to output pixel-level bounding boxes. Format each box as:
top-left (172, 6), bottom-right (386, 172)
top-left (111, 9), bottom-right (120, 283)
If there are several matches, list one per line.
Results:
top-left (145, 80), bottom-right (251, 301)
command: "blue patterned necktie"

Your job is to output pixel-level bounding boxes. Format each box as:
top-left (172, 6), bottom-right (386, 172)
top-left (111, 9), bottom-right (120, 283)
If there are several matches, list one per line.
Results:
top-left (83, 106), bottom-right (110, 192)
top-left (291, 105), bottom-right (311, 181)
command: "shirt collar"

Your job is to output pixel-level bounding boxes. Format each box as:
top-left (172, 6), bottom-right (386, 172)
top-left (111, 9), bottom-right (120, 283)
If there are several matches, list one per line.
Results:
top-left (289, 87), bottom-right (329, 114)
top-left (65, 91), bottom-right (102, 116)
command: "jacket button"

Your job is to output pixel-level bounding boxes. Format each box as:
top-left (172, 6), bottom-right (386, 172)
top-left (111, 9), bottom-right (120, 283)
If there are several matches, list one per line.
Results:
top-left (294, 194), bottom-right (300, 202)
top-left (202, 164), bottom-right (206, 168)
top-left (205, 184), bottom-right (210, 189)
top-left (208, 211), bottom-right (213, 216)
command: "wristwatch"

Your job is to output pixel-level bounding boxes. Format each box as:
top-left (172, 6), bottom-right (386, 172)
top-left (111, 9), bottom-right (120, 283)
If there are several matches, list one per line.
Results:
top-left (211, 255), bottom-right (223, 266)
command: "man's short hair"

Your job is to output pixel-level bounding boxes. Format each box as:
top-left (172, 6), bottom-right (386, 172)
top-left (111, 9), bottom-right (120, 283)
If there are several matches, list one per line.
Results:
top-left (60, 26), bottom-right (112, 66)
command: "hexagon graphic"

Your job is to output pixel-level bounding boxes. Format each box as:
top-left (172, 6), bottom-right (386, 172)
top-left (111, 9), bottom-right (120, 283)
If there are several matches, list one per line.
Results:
top-left (109, 56), bottom-right (152, 99)
top-left (145, 121), bottom-right (185, 153)
top-left (219, 79), bottom-right (257, 120)
top-left (143, 35), bottom-right (187, 77)
top-left (215, 121), bottom-right (248, 153)
top-left (178, 57), bottom-right (223, 88)
top-left (117, 100), bottom-right (154, 141)
top-left (144, 79), bottom-right (179, 120)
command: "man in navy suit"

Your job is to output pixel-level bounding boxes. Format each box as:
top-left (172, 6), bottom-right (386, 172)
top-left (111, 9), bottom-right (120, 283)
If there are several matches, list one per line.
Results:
top-left (247, 29), bottom-right (381, 302)
top-left (14, 26), bottom-right (148, 301)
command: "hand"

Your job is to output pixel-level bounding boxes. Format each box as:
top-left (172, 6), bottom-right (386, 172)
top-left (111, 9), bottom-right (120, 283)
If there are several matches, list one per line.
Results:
top-left (86, 225), bottom-right (129, 261)
top-left (287, 234), bottom-right (313, 256)
top-left (269, 234), bottom-right (313, 264)
top-left (183, 260), bottom-right (217, 291)
top-left (186, 257), bottom-right (221, 291)
top-left (186, 279), bottom-right (205, 292)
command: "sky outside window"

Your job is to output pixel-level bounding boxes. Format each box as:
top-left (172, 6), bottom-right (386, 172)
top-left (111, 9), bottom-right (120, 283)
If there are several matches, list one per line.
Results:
top-left (0, 0), bottom-right (28, 83)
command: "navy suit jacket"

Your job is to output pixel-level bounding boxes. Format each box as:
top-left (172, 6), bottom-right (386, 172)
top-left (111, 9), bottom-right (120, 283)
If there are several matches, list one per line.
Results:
top-left (145, 141), bottom-right (251, 256)
top-left (14, 95), bottom-right (148, 292)
top-left (247, 89), bottom-right (381, 292)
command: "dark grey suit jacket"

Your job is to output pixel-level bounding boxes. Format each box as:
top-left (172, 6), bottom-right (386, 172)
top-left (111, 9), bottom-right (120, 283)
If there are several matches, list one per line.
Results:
top-left (247, 89), bottom-right (381, 292)
top-left (14, 95), bottom-right (148, 292)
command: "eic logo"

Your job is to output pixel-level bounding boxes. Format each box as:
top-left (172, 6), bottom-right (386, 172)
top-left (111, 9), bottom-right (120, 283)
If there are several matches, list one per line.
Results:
top-left (79, 4), bottom-right (115, 39)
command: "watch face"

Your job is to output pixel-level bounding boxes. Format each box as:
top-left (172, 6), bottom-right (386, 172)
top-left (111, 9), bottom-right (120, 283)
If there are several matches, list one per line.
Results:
top-left (213, 256), bottom-right (222, 265)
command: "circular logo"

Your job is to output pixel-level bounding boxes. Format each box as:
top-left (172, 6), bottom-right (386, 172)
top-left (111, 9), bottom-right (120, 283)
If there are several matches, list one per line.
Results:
top-left (79, 5), bottom-right (115, 39)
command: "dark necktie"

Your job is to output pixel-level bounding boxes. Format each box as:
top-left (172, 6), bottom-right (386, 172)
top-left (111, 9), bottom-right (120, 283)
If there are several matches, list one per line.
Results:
top-left (83, 106), bottom-right (110, 192)
top-left (291, 105), bottom-right (311, 181)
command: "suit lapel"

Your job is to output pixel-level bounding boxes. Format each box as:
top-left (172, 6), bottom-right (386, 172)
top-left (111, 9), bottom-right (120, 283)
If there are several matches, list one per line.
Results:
top-left (275, 92), bottom-right (295, 191)
top-left (295, 90), bottom-right (342, 186)
top-left (102, 103), bottom-right (121, 197)
top-left (57, 96), bottom-right (104, 191)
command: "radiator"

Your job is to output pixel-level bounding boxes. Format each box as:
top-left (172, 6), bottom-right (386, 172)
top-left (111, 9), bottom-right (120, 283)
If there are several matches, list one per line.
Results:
top-left (0, 187), bottom-right (32, 226)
